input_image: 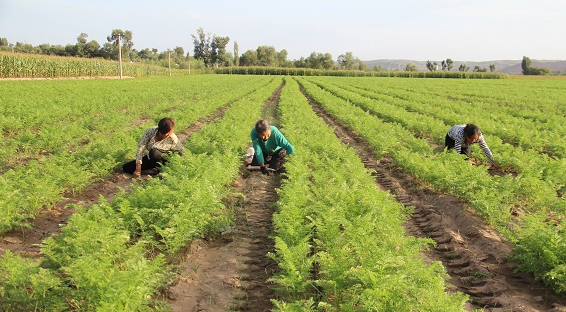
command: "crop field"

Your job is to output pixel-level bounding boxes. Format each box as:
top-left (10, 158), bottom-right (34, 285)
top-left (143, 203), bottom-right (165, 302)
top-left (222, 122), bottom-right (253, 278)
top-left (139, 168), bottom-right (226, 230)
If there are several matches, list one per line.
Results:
top-left (1, 75), bottom-right (566, 311)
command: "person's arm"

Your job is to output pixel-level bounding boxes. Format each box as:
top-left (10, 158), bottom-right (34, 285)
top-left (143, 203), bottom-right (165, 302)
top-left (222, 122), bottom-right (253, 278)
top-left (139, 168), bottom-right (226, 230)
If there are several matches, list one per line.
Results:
top-left (453, 137), bottom-right (469, 157)
top-left (273, 128), bottom-right (295, 154)
top-left (251, 130), bottom-right (265, 165)
top-left (170, 133), bottom-right (185, 156)
top-left (478, 133), bottom-right (495, 165)
top-left (134, 128), bottom-right (154, 177)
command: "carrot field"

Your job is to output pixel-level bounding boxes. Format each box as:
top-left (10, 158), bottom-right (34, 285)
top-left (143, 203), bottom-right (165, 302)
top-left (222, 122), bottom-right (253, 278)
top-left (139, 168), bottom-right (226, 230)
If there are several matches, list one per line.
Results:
top-left (1, 74), bottom-right (566, 311)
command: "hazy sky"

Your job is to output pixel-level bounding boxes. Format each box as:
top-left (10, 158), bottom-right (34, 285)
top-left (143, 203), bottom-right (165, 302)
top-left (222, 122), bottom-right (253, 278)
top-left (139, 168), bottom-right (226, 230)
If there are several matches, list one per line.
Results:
top-left (1, 0), bottom-right (565, 61)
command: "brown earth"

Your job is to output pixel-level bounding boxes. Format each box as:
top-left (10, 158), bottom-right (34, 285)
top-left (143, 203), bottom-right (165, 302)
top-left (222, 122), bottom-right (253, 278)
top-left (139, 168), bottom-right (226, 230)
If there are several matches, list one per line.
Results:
top-left (302, 88), bottom-right (566, 311)
top-left (164, 171), bottom-right (280, 312)
top-left (0, 105), bottom-right (230, 259)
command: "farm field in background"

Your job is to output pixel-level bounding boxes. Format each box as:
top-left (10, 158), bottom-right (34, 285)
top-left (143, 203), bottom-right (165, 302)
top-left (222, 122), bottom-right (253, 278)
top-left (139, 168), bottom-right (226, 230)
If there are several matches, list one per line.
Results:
top-left (1, 75), bottom-right (566, 311)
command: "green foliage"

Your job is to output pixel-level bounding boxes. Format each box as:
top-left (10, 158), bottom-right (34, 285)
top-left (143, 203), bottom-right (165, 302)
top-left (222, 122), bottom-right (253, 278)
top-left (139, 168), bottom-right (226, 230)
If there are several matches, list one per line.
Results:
top-left (512, 213), bottom-right (566, 293)
top-left (0, 75), bottom-right (278, 311)
top-left (214, 66), bottom-right (508, 78)
top-left (0, 52), bottom-right (181, 78)
top-left (295, 75), bottom-right (566, 296)
top-left (0, 75), bottom-right (271, 234)
top-left (271, 77), bottom-right (467, 310)
top-left (0, 251), bottom-right (67, 311)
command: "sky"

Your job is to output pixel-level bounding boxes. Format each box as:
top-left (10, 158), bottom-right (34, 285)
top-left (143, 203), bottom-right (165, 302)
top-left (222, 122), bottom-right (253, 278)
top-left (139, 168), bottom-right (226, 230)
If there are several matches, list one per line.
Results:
top-left (1, 0), bottom-right (565, 62)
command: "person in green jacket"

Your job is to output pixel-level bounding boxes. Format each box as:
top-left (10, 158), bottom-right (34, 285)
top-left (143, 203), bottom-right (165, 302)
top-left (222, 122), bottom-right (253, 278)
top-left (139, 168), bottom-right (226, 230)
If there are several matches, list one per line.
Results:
top-left (248, 119), bottom-right (295, 174)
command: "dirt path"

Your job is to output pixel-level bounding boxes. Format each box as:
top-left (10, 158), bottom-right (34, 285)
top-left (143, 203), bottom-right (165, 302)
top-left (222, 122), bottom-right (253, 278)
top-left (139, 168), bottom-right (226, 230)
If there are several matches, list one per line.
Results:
top-left (165, 173), bottom-right (280, 312)
top-left (0, 105), bottom-right (231, 259)
top-left (302, 88), bottom-right (566, 312)
top-left (165, 85), bottom-right (284, 312)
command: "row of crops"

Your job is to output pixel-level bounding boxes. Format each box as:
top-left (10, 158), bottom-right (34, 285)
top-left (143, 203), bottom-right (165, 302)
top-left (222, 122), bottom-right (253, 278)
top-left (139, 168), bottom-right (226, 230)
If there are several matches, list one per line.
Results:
top-left (294, 76), bottom-right (566, 295)
top-left (0, 74), bottom-right (471, 311)
top-left (0, 76), bottom-right (281, 310)
top-left (2, 75), bottom-right (566, 310)
top-left (215, 66), bottom-right (508, 79)
top-left (0, 76), bottom-right (272, 234)
top-left (0, 52), bottom-right (181, 78)
top-left (271, 78), bottom-right (467, 310)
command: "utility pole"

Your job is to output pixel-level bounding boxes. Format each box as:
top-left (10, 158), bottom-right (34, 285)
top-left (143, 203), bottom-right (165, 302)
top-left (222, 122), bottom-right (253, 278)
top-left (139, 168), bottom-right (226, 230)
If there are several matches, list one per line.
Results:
top-left (168, 51), bottom-right (171, 77)
top-left (187, 51), bottom-right (191, 75)
top-left (117, 34), bottom-right (123, 79)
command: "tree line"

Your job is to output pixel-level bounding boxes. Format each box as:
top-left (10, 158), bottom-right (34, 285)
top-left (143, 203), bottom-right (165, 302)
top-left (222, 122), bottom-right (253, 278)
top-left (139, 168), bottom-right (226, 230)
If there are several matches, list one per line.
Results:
top-left (406, 59), bottom-right (497, 73)
top-left (0, 30), bottom-right (194, 70)
top-left (0, 28), bottom-right (370, 71)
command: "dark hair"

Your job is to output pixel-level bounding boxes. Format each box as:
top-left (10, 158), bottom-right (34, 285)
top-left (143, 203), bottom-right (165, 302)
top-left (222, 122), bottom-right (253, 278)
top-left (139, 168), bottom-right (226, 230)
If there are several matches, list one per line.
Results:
top-left (255, 119), bottom-right (270, 134)
top-left (158, 117), bottom-right (175, 134)
top-left (463, 123), bottom-right (480, 138)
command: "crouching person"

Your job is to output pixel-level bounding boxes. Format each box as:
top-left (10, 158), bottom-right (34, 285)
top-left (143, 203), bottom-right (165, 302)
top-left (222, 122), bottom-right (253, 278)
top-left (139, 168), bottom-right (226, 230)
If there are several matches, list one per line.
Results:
top-left (445, 123), bottom-right (499, 168)
top-left (123, 117), bottom-right (184, 178)
top-left (249, 119), bottom-right (294, 174)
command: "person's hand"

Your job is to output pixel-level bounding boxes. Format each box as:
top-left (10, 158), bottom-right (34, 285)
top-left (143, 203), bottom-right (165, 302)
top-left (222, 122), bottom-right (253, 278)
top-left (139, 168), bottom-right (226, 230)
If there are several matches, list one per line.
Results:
top-left (133, 163), bottom-right (142, 178)
top-left (260, 165), bottom-right (268, 175)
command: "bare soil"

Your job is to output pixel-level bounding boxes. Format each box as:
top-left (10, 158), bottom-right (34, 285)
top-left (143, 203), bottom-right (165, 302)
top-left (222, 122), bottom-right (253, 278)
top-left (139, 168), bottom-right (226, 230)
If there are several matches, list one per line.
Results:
top-left (0, 105), bottom-right (231, 259)
top-left (304, 90), bottom-right (566, 311)
top-left (165, 172), bottom-right (280, 312)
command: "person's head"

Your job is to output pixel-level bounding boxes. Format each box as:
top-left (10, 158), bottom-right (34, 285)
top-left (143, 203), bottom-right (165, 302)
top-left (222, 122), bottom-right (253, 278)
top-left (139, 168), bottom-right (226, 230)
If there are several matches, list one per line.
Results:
top-left (158, 117), bottom-right (175, 138)
top-left (463, 123), bottom-right (480, 145)
top-left (255, 119), bottom-right (271, 141)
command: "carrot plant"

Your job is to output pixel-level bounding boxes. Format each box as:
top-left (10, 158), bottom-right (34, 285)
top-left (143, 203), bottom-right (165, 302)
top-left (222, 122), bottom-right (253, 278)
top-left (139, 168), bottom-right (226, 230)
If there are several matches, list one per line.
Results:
top-left (0, 76), bottom-right (282, 311)
top-left (296, 76), bottom-right (566, 296)
top-left (271, 77), bottom-right (467, 310)
top-left (0, 76), bottom-right (270, 234)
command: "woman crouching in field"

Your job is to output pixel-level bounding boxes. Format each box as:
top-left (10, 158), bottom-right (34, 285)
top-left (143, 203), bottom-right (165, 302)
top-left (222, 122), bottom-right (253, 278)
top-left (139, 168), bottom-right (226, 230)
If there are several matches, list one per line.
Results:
top-left (123, 117), bottom-right (184, 178)
top-left (445, 123), bottom-right (499, 168)
top-left (247, 119), bottom-right (295, 174)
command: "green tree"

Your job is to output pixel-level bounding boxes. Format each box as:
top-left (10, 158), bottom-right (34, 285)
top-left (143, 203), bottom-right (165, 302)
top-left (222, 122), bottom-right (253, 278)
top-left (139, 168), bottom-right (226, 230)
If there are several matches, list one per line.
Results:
top-left (426, 60), bottom-right (438, 71)
top-left (473, 65), bottom-right (487, 72)
top-left (256, 45), bottom-right (277, 66)
top-left (75, 33), bottom-right (88, 57)
top-left (405, 63), bottom-right (418, 72)
top-left (192, 28), bottom-right (212, 66)
top-left (277, 49), bottom-right (289, 67)
top-left (522, 56), bottom-right (531, 75)
top-left (489, 63), bottom-right (496, 72)
top-left (0, 37), bottom-right (8, 47)
top-left (529, 66), bottom-right (551, 75)
top-left (294, 57), bottom-right (307, 68)
top-left (459, 64), bottom-right (469, 72)
top-left (306, 52), bottom-right (324, 69)
top-left (321, 53), bottom-right (334, 69)
top-left (84, 40), bottom-right (100, 58)
top-left (233, 41), bottom-right (239, 66)
top-left (211, 35), bottom-right (230, 67)
top-left (239, 49), bottom-right (258, 66)
top-left (446, 58), bottom-right (454, 71)
top-left (337, 52), bottom-right (355, 70)
top-left (106, 29), bottom-right (133, 60)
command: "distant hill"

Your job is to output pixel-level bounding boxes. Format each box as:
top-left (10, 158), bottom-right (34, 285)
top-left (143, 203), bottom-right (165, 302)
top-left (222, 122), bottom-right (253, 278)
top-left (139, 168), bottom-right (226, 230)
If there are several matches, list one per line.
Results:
top-left (365, 59), bottom-right (566, 75)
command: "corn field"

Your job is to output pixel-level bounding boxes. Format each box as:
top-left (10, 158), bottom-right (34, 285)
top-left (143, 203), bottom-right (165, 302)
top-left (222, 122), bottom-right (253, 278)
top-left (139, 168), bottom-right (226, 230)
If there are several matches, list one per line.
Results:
top-left (215, 66), bottom-right (509, 78)
top-left (0, 52), bottom-right (178, 78)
